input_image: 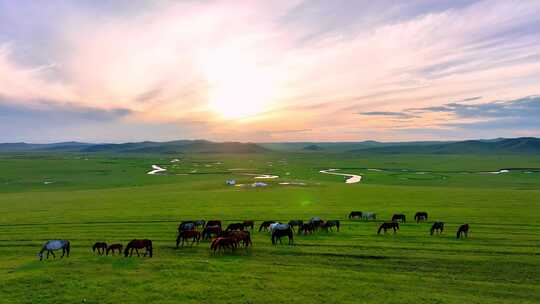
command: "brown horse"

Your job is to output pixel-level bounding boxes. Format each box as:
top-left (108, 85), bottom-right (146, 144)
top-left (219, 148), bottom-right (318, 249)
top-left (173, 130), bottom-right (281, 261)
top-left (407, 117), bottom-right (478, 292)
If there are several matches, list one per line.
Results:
top-left (392, 214), bottom-right (406, 223)
top-left (259, 221), bottom-right (276, 232)
top-left (414, 212), bottom-right (428, 223)
top-left (222, 230), bottom-right (252, 248)
top-left (124, 239), bottom-right (153, 257)
top-left (243, 220), bottom-right (255, 230)
top-left (378, 222), bottom-right (399, 234)
top-left (225, 222), bottom-right (245, 231)
top-left (92, 242), bottom-right (107, 255)
top-left (203, 225), bottom-right (222, 240)
top-left (106, 244), bottom-right (123, 255)
top-left (176, 230), bottom-right (201, 248)
top-left (210, 237), bottom-right (236, 253)
top-left (457, 224), bottom-right (470, 239)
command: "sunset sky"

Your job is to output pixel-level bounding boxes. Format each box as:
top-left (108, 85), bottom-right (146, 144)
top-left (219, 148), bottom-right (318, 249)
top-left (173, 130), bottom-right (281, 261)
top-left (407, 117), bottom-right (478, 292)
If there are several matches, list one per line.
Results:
top-left (1, 0), bottom-right (540, 143)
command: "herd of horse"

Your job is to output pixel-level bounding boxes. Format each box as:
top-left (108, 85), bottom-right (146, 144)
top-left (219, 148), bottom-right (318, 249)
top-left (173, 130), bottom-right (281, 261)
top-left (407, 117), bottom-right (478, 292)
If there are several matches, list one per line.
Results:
top-left (37, 211), bottom-right (470, 260)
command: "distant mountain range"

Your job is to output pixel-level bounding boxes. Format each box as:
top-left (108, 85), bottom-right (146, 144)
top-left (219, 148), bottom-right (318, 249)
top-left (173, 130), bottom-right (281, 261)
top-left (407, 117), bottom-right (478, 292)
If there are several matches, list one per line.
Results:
top-left (1, 137), bottom-right (539, 154)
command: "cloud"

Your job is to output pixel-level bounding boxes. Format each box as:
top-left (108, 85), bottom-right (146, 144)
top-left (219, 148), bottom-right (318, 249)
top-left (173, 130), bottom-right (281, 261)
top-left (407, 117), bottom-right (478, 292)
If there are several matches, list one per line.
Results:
top-left (359, 111), bottom-right (417, 119)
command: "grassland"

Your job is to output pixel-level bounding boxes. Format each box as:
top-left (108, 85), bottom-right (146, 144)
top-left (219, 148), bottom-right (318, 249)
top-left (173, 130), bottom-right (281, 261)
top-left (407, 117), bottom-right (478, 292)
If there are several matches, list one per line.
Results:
top-left (1, 152), bottom-right (539, 303)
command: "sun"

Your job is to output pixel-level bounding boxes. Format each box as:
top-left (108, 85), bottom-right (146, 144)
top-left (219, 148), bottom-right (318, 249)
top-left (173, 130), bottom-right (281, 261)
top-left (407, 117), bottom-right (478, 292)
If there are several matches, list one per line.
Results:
top-left (201, 48), bottom-right (277, 119)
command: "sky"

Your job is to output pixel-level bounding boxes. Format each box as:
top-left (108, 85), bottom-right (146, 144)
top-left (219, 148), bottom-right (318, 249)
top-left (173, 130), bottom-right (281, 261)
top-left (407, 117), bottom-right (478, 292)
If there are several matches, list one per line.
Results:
top-left (1, 0), bottom-right (540, 143)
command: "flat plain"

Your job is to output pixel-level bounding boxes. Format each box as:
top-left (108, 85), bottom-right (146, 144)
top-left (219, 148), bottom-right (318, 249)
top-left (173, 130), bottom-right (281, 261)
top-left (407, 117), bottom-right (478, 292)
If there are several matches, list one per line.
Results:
top-left (1, 153), bottom-right (539, 303)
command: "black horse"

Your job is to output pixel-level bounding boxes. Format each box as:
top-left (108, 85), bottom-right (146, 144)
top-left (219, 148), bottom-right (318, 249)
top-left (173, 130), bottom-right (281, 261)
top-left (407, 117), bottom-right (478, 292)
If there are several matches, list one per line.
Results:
top-left (392, 214), bottom-right (406, 223)
top-left (288, 220), bottom-right (303, 229)
top-left (430, 222), bottom-right (444, 235)
top-left (259, 221), bottom-right (276, 232)
top-left (124, 239), bottom-right (153, 258)
top-left (226, 223), bottom-right (245, 231)
top-left (205, 220), bottom-right (222, 229)
top-left (457, 224), bottom-right (470, 239)
top-left (271, 227), bottom-right (294, 245)
top-left (414, 212), bottom-right (428, 223)
top-left (298, 223), bottom-right (315, 235)
top-left (92, 242), bottom-right (107, 255)
top-left (378, 222), bottom-right (399, 234)
top-left (322, 220), bottom-right (340, 232)
top-left (348, 211), bottom-right (362, 219)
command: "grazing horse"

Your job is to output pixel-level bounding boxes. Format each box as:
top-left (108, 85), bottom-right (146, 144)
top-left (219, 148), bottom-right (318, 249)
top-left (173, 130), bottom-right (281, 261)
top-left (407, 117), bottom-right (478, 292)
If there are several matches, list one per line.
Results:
top-left (309, 217), bottom-right (323, 230)
top-left (210, 237), bottom-right (236, 253)
top-left (202, 225), bottom-right (222, 240)
top-left (269, 223), bottom-right (288, 233)
top-left (205, 220), bottom-right (222, 229)
top-left (392, 214), bottom-right (406, 223)
top-left (176, 230), bottom-right (201, 248)
top-left (38, 240), bottom-right (70, 261)
top-left (271, 226), bottom-right (294, 245)
top-left (377, 222), bottom-right (399, 234)
top-left (194, 220), bottom-right (206, 229)
top-left (243, 220), bottom-right (255, 230)
top-left (430, 222), bottom-right (444, 235)
top-left (225, 223), bottom-right (245, 231)
top-left (124, 239), bottom-right (153, 258)
top-left (106, 244), bottom-right (123, 255)
top-left (288, 220), bottom-right (303, 229)
top-left (457, 224), bottom-right (470, 239)
top-left (348, 211), bottom-right (362, 219)
top-left (414, 212), bottom-right (428, 223)
top-left (223, 230), bottom-right (252, 248)
top-left (259, 221), bottom-right (277, 232)
top-left (178, 221), bottom-right (195, 232)
top-left (362, 212), bottom-right (376, 221)
top-left (92, 242), bottom-right (107, 255)
top-left (322, 220), bottom-right (340, 232)
top-left (298, 223), bottom-right (315, 235)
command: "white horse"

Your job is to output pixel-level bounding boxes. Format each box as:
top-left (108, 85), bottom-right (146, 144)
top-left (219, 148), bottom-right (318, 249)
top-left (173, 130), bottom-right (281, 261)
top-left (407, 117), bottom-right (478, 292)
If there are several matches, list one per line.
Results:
top-left (38, 240), bottom-right (70, 261)
top-left (362, 212), bottom-right (376, 220)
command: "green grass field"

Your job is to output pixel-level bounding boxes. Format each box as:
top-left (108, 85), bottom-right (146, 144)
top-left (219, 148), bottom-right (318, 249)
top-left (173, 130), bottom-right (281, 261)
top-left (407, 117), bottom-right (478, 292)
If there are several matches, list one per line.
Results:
top-left (1, 153), bottom-right (539, 303)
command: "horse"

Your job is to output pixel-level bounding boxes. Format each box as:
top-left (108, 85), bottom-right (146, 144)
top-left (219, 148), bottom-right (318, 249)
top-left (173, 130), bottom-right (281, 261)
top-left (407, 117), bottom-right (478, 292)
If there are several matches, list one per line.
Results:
top-left (271, 226), bottom-right (294, 245)
top-left (176, 230), bottom-right (201, 248)
top-left (38, 240), bottom-right (70, 261)
top-left (202, 225), bottom-right (222, 240)
top-left (210, 237), bottom-right (236, 253)
top-left (377, 222), bottom-right (399, 234)
top-left (194, 220), bottom-right (206, 229)
top-left (124, 239), bottom-right (153, 258)
top-left (205, 220), bottom-right (222, 229)
top-left (391, 214), bottom-right (406, 223)
top-left (298, 223), bottom-right (315, 235)
top-left (414, 212), bottom-right (428, 223)
top-left (178, 221), bottom-right (195, 232)
top-left (259, 221), bottom-right (277, 232)
top-left (457, 224), bottom-right (470, 239)
top-left (225, 223), bottom-right (245, 231)
top-left (322, 220), bottom-right (340, 232)
top-left (348, 211), bottom-right (362, 219)
top-left (430, 222), bottom-right (444, 235)
top-left (362, 212), bottom-right (376, 221)
top-left (222, 230), bottom-right (252, 248)
top-left (92, 242), bottom-right (107, 255)
top-left (243, 220), bottom-right (255, 230)
top-left (269, 223), bottom-right (288, 234)
top-left (309, 217), bottom-right (323, 230)
top-left (288, 220), bottom-right (303, 229)
top-left (106, 244), bottom-right (123, 255)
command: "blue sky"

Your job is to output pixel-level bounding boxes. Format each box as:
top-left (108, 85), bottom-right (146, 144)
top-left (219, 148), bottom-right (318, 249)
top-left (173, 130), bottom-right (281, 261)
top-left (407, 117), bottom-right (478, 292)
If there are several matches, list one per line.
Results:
top-left (1, 0), bottom-right (539, 142)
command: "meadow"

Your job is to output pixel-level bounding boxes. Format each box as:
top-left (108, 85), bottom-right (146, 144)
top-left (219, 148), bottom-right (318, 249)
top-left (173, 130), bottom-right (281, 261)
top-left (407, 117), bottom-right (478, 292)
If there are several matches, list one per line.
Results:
top-left (0, 152), bottom-right (539, 303)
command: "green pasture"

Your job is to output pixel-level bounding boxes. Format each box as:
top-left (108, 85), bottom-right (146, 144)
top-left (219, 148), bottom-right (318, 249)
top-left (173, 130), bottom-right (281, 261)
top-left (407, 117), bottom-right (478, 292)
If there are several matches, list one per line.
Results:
top-left (0, 153), bottom-right (539, 303)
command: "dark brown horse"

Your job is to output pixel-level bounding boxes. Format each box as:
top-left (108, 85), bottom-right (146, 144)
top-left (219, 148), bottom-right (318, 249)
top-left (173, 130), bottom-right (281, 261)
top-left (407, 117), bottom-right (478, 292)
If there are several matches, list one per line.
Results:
top-left (271, 227), bottom-right (294, 245)
top-left (321, 220), bottom-right (340, 232)
top-left (298, 222), bottom-right (315, 235)
top-left (243, 220), bottom-right (255, 230)
top-left (225, 223), bottom-right (245, 231)
top-left (378, 222), bottom-right (399, 234)
top-left (92, 242), bottom-right (107, 255)
top-left (205, 220), bottom-right (222, 228)
top-left (457, 224), bottom-right (470, 239)
top-left (348, 211), bottom-right (362, 219)
top-left (210, 237), bottom-right (235, 253)
top-left (430, 222), bottom-right (444, 235)
top-left (288, 220), bottom-right (303, 229)
top-left (259, 221), bottom-right (276, 232)
top-left (176, 230), bottom-right (201, 248)
top-left (202, 225), bottom-right (222, 240)
top-left (414, 212), bottom-right (428, 223)
top-left (106, 244), bottom-right (123, 255)
top-left (222, 230), bottom-right (252, 248)
top-left (392, 214), bottom-right (406, 223)
top-left (124, 239), bottom-right (153, 257)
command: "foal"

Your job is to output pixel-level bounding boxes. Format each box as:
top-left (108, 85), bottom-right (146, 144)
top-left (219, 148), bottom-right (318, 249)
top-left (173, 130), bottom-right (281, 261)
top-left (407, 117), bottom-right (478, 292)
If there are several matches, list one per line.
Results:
top-left (92, 242), bottom-right (107, 255)
top-left (456, 224), bottom-right (470, 239)
top-left (106, 244), bottom-right (123, 255)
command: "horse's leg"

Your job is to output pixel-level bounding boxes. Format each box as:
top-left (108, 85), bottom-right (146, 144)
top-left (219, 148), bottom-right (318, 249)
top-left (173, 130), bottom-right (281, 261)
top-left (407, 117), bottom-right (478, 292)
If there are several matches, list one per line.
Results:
top-left (46, 251), bottom-right (50, 259)
top-left (136, 248), bottom-right (140, 257)
top-left (51, 250), bottom-right (56, 259)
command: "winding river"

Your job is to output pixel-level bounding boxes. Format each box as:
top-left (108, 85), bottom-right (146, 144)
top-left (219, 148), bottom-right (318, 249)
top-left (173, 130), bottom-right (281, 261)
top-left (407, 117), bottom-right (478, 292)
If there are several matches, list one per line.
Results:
top-left (319, 169), bottom-right (362, 184)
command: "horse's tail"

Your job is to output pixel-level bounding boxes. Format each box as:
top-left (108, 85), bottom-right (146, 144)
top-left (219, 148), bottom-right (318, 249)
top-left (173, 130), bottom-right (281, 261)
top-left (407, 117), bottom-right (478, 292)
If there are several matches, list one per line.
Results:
top-left (124, 243), bottom-right (131, 257)
top-left (377, 225), bottom-right (383, 234)
top-left (336, 221), bottom-right (340, 232)
top-left (456, 230), bottom-right (460, 239)
top-left (288, 229), bottom-right (294, 245)
top-left (65, 240), bottom-right (70, 256)
top-left (430, 225), bottom-right (434, 235)
top-left (259, 223), bottom-right (264, 232)
top-left (147, 240), bottom-right (153, 258)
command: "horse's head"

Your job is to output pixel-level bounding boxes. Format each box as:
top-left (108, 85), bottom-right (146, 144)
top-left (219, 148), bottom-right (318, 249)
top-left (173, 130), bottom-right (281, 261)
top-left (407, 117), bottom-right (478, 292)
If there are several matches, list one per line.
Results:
top-left (37, 252), bottom-right (43, 260)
